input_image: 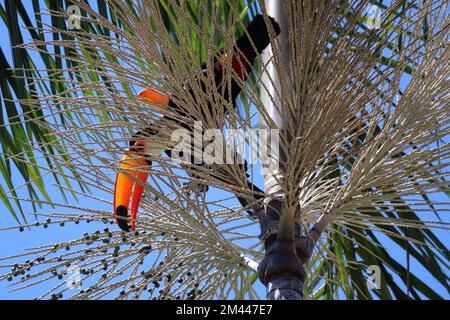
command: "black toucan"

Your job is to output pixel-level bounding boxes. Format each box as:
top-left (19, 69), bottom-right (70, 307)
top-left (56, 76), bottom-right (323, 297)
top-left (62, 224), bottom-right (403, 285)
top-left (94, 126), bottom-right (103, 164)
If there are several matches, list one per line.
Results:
top-left (114, 14), bottom-right (281, 232)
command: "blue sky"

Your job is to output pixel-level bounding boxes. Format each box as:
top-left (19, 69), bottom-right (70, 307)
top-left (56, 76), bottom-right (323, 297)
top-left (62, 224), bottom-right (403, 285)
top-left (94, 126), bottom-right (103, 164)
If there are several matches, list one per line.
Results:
top-left (0, 0), bottom-right (448, 300)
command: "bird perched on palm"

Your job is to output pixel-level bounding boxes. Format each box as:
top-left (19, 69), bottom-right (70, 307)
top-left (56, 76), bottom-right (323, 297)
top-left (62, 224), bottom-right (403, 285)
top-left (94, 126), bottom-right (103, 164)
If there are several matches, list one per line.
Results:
top-left (114, 14), bottom-right (281, 231)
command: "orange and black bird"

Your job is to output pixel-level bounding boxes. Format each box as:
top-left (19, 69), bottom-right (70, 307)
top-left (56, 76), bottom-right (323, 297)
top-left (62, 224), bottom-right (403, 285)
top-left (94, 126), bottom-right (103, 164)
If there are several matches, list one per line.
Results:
top-left (114, 14), bottom-right (281, 232)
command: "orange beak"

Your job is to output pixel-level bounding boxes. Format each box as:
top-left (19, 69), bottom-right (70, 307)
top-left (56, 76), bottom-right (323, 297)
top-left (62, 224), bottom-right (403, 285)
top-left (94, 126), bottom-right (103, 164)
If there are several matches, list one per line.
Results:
top-left (113, 147), bottom-right (149, 232)
top-left (113, 88), bottom-right (168, 231)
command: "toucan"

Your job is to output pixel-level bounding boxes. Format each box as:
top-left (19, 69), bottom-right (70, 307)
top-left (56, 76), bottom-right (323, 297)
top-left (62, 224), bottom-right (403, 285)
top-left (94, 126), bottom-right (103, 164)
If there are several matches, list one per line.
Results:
top-left (114, 14), bottom-right (281, 232)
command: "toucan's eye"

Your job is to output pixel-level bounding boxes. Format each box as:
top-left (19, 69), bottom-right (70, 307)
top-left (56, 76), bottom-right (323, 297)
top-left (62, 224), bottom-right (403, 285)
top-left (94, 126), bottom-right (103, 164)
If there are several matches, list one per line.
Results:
top-left (130, 141), bottom-right (145, 153)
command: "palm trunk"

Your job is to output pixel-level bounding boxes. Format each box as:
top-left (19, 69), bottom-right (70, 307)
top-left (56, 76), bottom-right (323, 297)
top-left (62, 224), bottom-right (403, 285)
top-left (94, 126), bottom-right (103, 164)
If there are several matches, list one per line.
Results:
top-left (257, 0), bottom-right (305, 300)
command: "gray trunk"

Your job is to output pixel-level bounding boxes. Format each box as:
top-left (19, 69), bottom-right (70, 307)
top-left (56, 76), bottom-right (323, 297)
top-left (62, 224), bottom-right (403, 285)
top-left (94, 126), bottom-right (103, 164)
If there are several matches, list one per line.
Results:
top-left (267, 277), bottom-right (304, 300)
top-left (257, 0), bottom-right (305, 300)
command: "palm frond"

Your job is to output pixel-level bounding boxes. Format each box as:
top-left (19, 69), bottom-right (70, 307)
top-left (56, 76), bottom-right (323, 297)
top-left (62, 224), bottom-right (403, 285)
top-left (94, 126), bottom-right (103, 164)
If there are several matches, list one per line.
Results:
top-left (0, 0), bottom-right (448, 299)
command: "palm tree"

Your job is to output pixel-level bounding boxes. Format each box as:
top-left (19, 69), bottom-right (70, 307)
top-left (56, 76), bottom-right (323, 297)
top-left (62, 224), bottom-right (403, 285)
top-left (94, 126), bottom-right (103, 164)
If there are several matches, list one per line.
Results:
top-left (0, 0), bottom-right (448, 300)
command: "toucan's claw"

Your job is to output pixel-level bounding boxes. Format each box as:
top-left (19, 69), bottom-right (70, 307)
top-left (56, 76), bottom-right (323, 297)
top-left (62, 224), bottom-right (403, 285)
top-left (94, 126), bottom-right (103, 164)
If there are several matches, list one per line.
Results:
top-left (183, 182), bottom-right (209, 194)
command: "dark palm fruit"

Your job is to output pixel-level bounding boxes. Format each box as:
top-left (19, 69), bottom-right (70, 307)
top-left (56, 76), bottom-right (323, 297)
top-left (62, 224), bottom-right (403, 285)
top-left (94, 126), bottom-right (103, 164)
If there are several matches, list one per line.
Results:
top-left (139, 245), bottom-right (152, 254)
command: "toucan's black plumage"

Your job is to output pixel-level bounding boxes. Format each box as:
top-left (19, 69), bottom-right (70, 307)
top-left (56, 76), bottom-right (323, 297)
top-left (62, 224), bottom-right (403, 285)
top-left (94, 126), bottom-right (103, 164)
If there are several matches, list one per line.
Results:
top-left (115, 14), bottom-right (280, 231)
top-left (133, 14), bottom-right (281, 139)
